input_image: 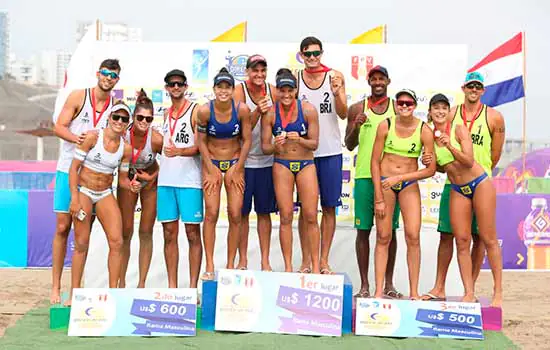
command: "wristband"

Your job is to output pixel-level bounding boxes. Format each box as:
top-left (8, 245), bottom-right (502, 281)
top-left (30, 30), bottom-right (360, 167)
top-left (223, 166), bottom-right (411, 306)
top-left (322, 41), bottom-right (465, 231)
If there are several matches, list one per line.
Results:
top-left (119, 162), bottom-right (130, 172)
top-left (197, 125), bottom-right (207, 133)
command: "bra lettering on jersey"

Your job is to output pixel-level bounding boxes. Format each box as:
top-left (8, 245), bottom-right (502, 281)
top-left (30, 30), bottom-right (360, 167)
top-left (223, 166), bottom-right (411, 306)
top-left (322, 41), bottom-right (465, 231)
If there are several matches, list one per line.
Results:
top-left (471, 123), bottom-right (484, 146)
top-left (408, 142), bottom-right (418, 154)
top-left (175, 122), bottom-right (190, 144)
top-left (319, 91), bottom-right (333, 114)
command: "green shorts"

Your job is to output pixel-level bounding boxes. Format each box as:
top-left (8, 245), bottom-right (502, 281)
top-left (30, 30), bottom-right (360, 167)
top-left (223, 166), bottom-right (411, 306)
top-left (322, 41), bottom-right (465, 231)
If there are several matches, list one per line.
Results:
top-left (354, 178), bottom-right (400, 230)
top-left (438, 184), bottom-right (479, 235)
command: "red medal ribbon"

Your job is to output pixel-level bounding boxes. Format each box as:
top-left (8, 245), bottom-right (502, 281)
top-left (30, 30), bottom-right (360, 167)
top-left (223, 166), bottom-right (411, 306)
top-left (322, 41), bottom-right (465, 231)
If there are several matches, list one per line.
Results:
top-left (91, 88), bottom-right (111, 128)
top-left (246, 80), bottom-right (266, 97)
top-left (461, 103), bottom-right (483, 133)
top-left (130, 127), bottom-right (149, 164)
top-left (367, 96), bottom-right (389, 110)
top-left (304, 64), bottom-right (331, 74)
top-left (168, 101), bottom-right (189, 138)
top-left (279, 101), bottom-right (296, 129)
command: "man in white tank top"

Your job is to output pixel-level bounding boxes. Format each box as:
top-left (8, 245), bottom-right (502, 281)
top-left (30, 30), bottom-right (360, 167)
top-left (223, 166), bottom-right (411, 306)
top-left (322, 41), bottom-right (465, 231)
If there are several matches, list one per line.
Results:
top-left (296, 37), bottom-right (348, 274)
top-left (50, 58), bottom-right (120, 304)
top-left (233, 55), bottom-right (277, 271)
top-left (157, 69), bottom-right (203, 289)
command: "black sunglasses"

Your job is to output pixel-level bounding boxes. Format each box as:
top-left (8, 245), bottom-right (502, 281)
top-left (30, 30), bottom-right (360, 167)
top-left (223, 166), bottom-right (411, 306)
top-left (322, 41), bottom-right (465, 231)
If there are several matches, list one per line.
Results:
top-left (396, 100), bottom-right (416, 107)
top-left (136, 115), bottom-right (154, 123)
top-left (112, 114), bottom-right (130, 123)
top-left (465, 82), bottom-right (484, 90)
top-left (166, 81), bottom-right (186, 88)
top-left (302, 50), bottom-right (322, 58)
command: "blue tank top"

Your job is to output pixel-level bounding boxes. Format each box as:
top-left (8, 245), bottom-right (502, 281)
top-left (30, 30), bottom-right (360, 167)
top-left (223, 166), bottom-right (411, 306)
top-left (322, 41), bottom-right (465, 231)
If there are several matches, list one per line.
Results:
top-left (273, 101), bottom-right (308, 137)
top-left (207, 100), bottom-right (241, 139)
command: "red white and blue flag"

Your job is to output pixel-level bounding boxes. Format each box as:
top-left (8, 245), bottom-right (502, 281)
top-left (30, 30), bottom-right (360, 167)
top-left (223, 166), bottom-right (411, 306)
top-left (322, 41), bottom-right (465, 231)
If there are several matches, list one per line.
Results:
top-left (468, 32), bottom-right (525, 107)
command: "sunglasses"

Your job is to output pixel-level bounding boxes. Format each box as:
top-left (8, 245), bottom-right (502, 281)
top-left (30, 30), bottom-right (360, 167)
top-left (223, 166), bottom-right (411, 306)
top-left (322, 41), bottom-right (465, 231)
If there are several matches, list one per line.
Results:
top-left (465, 82), bottom-right (484, 90)
top-left (111, 114), bottom-right (130, 123)
top-left (302, 50), bottom-right (322, 58)
top-left (135, 115), bottom-right (154, 123)
top-left (396, 100), bottom-right (416, 107)
top-left (166, 81), bottom-right (186, 88)
top-left (99, 69), bottom-right (119, 80)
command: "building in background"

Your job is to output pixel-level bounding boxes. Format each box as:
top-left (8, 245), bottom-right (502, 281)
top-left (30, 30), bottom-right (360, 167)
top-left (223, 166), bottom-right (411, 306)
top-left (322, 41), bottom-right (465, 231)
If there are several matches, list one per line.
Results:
top-left (76, 21), bottom-right (142, 42)
top-left (10, 56), bottom-right (38, 84)
top-left (0, 10), bottom-right (10, 79)
top-left (37, 50), bottom-right (71, 87)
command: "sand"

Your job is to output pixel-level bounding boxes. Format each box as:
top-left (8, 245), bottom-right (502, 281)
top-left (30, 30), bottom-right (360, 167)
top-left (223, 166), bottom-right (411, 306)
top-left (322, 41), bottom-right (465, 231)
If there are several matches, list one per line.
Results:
top-left (0, 269), bottom-right (547, 349)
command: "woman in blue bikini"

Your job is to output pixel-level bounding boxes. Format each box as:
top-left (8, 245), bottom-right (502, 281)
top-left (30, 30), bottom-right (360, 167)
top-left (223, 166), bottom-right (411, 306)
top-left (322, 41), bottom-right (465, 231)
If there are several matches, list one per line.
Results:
top-left (429, 93), bottom-right (502, 307)
top-left (261, 69), bottom-right (321, 273)
top-left (197, 68), bottom-right (252, 279)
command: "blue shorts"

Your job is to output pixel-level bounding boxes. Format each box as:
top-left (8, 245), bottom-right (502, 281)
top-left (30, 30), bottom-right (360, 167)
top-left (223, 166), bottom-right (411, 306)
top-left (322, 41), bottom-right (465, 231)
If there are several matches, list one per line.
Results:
top-left (314, 154), bottom-right (343, 208)
top-left (273, 158), bottom-right (314, 175)
top-left (451, 172), bottom-right (489, 199)
top-left (157, 186), bottom-right (204, 223)
top-left (242, 167), bottom-right (277, 215)
top-left (53, 171), bottom-right (71, 213)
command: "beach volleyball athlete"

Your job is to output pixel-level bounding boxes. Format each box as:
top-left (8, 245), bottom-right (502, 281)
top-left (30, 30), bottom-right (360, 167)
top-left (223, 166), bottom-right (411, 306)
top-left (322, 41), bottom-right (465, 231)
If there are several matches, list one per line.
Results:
top-left (234, 54), bottom-right (278, 271)
top-left (296, 36), bottom-right (348, 275)
top-left (344, 65), bottom-right (402, 299)
top-left (51, 58), bottom-right (119, 304)
top-left (197, 68), bottom-right (252, 280)
top-left (67, 102), bottom-right (137, 304)
top-left (261, 69), bottom-right (321, 273)
top-left (429, 93), bottom-right (503, 307)
top-left (117, 90), bottom-right (163, 288)
top-left (157, 69), bottom-right (203, 289)
top-left (371, 89), bottom-right (436, 300)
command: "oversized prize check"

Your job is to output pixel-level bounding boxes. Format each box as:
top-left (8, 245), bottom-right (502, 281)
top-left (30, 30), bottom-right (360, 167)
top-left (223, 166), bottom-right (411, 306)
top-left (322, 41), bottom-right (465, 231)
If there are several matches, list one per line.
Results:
top-left (355, 298), bottom-right (484, 340)
top-left (215, 269), bottom-right (344, 337)
top-left (68, 288), bottom-right (197, 336)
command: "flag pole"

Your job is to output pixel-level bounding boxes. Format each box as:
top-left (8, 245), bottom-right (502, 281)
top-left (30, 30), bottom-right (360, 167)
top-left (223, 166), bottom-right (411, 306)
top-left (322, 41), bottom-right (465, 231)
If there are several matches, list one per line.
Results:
top-left (521, 31), bottom-right (527, 186)
top-left (383, 24), bottom-right (387, 43)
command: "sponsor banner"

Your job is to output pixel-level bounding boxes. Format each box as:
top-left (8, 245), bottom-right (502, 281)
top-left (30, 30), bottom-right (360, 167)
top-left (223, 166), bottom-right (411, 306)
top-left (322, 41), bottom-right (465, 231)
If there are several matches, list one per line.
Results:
top-left (215, 269), bottom-right (344, 337)
top-left (68, 288), bottom-right (197, 336)
top-left (355, 299), bottom-right (483, 340)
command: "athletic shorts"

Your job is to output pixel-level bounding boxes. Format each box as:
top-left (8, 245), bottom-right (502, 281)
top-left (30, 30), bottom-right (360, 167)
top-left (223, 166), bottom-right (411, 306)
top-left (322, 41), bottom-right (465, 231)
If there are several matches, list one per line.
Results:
top-left (354, 178), bottom-right (400, 230)
top-left (314, 154), bottom-right (343, 208)
top-left (242, 167), bottom-right (277, 215)
top-left (157, 186), bottom-right (203, 223)
top-left (53, 171), bottom-right (71, 213)
top-left (438, 184), bottom-right (479, 235)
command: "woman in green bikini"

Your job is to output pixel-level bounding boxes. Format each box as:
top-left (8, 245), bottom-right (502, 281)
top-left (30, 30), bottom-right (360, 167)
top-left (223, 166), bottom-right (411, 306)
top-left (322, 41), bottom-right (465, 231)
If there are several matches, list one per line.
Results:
top-left (371, 89), bottom-right (436, 300)
top-left (429, 93), bottom-right (502, 307)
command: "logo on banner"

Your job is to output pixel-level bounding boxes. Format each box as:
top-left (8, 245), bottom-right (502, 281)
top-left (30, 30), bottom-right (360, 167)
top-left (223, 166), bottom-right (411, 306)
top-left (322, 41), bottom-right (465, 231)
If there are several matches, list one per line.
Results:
top-left (192, 49), bottom-right (209, 84)
top-left (225, 52), bottom-right (249, 81)
top-left (151, 90), bottom-right (163, 103)
top-left (285, 51), bottom-right (304, 76)
top-left (112, 89), bottom-right (124, 100)
top-left (351, 56), bottom-right (374, 81)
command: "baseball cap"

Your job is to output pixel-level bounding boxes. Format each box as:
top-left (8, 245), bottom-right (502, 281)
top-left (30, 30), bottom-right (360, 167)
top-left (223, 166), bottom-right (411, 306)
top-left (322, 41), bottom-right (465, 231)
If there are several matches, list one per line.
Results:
top-left (276, 74), bottom-right (297, 89)
top-left (164, 69), bottom-right (187, 84)
top-left (429, 93), bottom-right (450, 107)
top-left (213, 69), bottom-right (235, 87)
top-left (368, 65), bottom-right (389, 78)
top-left (464, 71), bottom-right (484, 86)
top-left (395, 88), bottom-right (417, 103)
top-left (246, 54), bottom-right (267, 69)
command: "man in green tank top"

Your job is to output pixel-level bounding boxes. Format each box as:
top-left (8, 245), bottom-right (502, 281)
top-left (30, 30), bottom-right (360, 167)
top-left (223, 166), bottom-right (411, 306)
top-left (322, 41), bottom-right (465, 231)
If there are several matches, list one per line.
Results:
top-left (421, 72), bottom-right (506, 301)
top-left (345, 66), bottom-right (402, 299)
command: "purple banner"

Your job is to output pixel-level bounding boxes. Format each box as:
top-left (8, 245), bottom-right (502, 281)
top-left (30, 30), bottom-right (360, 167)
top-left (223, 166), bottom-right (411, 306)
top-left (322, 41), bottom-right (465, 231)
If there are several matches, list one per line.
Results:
top-left (27, 191), bottom-right (74, 267)
top-left (130, 299), bottom-right (196, 336)
top-left (486, 194), bottom-right (550, 270)
top-left (498, 147), bottom-right (550, 191)
top-left (276, 285), bottom-right (342, 336)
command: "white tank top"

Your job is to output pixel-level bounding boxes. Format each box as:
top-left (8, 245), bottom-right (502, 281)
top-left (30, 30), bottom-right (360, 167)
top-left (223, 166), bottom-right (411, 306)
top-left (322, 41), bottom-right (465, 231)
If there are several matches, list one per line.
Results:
top-left (124, 127), bottom-right (156, 170)
top-left (297, 70), bottom-right (342, 157)
top-left (82, 130), bottom-right (125, 174)
top-left (158, 103), bottom-right (202, 189)
top-left (241, 82), bottom-right (274, 168)
top-left (57, 88), bottom-right (113, 172)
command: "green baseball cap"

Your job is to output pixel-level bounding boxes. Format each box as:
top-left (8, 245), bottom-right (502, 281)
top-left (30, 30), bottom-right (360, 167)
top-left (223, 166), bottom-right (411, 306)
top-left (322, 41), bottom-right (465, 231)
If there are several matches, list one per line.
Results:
top-left (464, 71), bottom-right (484, 86)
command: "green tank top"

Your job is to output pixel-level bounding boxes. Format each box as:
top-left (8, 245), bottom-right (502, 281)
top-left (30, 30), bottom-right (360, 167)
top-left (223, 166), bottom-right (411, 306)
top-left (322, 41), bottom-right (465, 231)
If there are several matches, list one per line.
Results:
top-left (452, 104), bottom-right (492, 176)
top-left (384, 117), bottom-right (423, 158)
top-left (355, 98), bottom-right (396, 179)
top-left (434, 123), bottom-right (461, 167)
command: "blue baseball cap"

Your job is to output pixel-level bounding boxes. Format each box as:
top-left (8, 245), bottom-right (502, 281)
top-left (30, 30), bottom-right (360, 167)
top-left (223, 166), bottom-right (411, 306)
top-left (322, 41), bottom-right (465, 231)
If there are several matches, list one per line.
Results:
top-left (368, 65), bottom-right (389, 78)
top-left (464, 71), bottom-right (484, 86)
top-left (276, 74), bottom-right (297, 89)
